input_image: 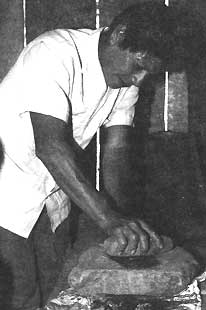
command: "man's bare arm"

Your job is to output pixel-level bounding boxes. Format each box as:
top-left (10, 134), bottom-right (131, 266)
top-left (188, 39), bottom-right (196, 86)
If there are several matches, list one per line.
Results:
top-left (101, 125), bottom-right (166, 254)
top-left (30, 112), bottom-right (162, 255)
top-left (30, 112), bottom-right (112, 228)
top-left (101, 125), bottom-right (136, 216)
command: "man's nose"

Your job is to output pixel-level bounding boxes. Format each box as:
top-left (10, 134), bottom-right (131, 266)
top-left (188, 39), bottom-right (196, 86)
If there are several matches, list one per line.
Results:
top-left (132, 70), bottom-right (148, 87)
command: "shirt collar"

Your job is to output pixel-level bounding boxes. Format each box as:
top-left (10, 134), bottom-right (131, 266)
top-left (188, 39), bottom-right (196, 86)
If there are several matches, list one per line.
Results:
top-left (78, 28), bottom-right (107, 90)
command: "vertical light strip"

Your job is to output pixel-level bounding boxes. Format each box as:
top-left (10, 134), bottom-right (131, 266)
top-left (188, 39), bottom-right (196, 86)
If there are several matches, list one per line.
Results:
top-left (164, 0), bottom-right (169, 131)
top-left (96, 0), bottom-right (101, 191)
top-left (23, 0), bottom-right (27, 47)
top-left (96, 0), bottom-right (100, 29)
top-left (164, 71), bottom-right (169, 132)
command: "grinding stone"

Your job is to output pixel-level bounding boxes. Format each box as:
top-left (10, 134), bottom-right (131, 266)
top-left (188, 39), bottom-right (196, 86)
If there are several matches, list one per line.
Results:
top-left (68, 246), bottom-right (200, 297)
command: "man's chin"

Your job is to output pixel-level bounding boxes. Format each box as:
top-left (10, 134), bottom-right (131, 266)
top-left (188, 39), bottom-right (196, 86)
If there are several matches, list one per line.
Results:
top-left (108, 81), bottom-right (130, 89)
top-left (107, 76), bottom-right (130, 89)
top-left (108, 84), bottom-right (122, 89)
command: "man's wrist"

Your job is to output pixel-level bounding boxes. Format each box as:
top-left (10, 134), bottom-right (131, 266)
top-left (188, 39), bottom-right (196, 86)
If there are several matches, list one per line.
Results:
top-left (96, 207), bottom-right (120, 234)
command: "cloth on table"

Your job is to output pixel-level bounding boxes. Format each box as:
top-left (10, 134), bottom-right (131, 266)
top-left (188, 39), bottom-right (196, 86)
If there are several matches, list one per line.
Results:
top-left (43, 272), bottom-right (206, 310)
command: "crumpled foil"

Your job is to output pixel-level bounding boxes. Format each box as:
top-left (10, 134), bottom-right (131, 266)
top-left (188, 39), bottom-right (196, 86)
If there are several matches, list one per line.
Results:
top-left (43, 272), bottom-right (206, 310)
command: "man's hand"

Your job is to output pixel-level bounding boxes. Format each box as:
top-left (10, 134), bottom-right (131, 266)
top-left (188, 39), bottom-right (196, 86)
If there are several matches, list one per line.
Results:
top-left (102, 214), bottom-right (164, 256)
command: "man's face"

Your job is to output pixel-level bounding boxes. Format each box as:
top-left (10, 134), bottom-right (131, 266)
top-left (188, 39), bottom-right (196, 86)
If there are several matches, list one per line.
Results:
top-left (101, 45), bottom-right (162, 89)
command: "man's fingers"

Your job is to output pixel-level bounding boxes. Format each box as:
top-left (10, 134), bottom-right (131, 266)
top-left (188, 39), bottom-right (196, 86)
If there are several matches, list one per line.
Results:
top-left (138, 219), bottom-right (163, 249)
top-left (103, 236), bottom-right (121, 256)
top-left (112, 227), bottom-right (128, 254)
top-left (128, 222), bottom-right (149, 254)
top-left (105, 218), bottom-right (161, 256)
top-left (120, 225), bottom-right (140, 255)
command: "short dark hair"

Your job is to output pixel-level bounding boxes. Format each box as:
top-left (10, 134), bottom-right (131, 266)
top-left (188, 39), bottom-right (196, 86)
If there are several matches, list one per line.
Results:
top-left (106, 1), bottom-right (206, 72)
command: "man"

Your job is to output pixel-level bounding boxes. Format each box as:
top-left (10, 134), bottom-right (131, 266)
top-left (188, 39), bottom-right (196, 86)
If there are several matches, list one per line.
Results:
top-left (0, 2), bottom-right (203, 309)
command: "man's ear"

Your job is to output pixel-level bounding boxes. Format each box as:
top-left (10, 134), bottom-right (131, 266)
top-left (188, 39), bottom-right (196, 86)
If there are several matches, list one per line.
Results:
top-left (109, 24), bottom-right (127, 46)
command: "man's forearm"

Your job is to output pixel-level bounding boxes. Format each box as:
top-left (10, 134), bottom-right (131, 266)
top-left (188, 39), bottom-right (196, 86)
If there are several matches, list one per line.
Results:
top-left (37, 139), bottom-right (113, 231)
top-left (101, 126), bottom-right (137, 216)
top-left (102, 145), bottom-right (135, 215)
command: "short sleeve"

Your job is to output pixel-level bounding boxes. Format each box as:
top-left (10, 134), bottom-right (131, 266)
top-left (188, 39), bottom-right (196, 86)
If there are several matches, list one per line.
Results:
top-left (103, 86), bottom-right (139, 128)
top-left (21, 41), bottom-right (72, 122)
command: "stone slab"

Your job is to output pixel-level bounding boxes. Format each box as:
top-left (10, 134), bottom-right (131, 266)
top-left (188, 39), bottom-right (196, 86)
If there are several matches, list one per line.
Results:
top-left (68, 246), bottom-right (200, 297)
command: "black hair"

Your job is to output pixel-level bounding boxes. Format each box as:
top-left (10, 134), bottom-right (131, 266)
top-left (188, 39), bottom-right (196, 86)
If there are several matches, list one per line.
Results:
top-left (106, 1), bottom-right (206, 72)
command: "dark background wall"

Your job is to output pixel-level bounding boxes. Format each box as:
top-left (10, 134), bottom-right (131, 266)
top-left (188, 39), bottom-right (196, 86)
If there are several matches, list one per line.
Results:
top-left (26, 0), bottom-right (96, 42)
top-left (0, 0), bottom-right (24, 81)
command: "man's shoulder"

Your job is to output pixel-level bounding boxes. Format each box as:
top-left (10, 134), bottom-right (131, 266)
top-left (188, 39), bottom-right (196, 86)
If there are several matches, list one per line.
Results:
top-left (26, 29), bottom-right (78, 51)
top-left (29, 28), bottom-right (101, 46)
top-left (23, 28), bottom-right (102, 60)
top-left (21, 29), bottom-right (80, 66)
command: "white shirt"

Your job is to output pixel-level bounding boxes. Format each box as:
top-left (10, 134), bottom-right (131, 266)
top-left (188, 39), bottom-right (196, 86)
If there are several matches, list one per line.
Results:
top-left (0, 28), bottom-right (139, 238)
